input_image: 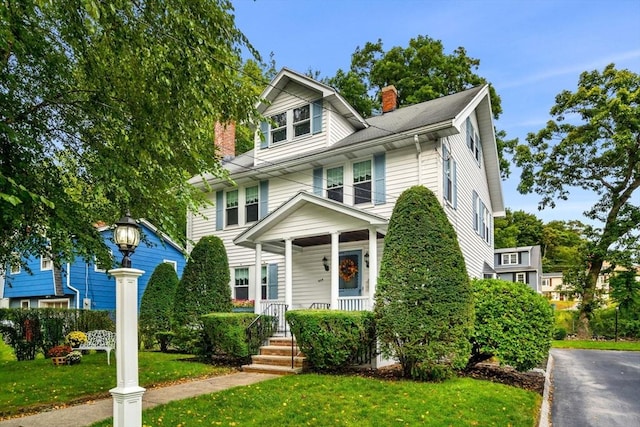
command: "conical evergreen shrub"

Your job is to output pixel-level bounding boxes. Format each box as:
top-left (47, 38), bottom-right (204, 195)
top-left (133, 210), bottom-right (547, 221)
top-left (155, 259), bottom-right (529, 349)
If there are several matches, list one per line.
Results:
top-left (139, 262), bottom-right (179, 351)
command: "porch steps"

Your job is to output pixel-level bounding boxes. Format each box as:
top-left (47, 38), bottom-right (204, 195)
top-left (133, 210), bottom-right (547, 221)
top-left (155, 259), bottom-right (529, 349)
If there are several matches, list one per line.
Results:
top-left (242, 337), bottom-right (306, 375)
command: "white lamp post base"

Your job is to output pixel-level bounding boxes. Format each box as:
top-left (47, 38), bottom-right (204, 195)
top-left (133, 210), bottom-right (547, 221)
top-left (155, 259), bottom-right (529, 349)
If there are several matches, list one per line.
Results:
top-left (109, 268), bottom-right (145, 427)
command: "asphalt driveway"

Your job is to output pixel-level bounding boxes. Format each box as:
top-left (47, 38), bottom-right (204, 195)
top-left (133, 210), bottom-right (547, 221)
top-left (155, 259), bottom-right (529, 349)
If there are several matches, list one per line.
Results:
top-left (551, 348), bottom-right (640, 427)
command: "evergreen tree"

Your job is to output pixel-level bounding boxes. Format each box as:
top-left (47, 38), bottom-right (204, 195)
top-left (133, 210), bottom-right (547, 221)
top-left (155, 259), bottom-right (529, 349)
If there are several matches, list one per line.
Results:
top-left (139, 262), bottom-right (179, 351)
top-left (374, 186), bottom-right (473, 380)
top-left (173, 236), bottom-right (232, 328)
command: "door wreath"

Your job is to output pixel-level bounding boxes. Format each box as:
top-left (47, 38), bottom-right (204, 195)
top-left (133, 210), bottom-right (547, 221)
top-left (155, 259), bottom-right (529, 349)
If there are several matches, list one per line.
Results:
top-left (339, 258), bottom-right (358, 282)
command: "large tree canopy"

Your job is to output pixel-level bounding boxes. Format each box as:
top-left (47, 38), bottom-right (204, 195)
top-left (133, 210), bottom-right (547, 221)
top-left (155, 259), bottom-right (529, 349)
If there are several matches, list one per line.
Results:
top-left (0, 0), bottom-right (260, 268)
top-left (514, 64), bottom-right (640, 336)
top-left (324, 35), bottom-right (516, 177)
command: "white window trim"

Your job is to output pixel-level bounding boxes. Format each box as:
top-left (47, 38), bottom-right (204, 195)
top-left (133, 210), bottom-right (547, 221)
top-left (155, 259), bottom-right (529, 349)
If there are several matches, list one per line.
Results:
top-left (40, 255), bottom-right (53, 271)
top-left (163, 259), bottom-right (177, 272)
top-left (20, 299), bottom-right (30, 309)
top-left (245, 185), bottom-right (260, 224)
top-left (38, 298), bottom-right (70, 308)
top-left (323, 158), bottom-right (376, 206)
top-left (502, 253), bottom-right (518, 265)
top-left (516, 273), bottom-right (526, 283)
top-left (269, 103), bottom-right (313, 146)
top-left (225, 189), bottom-right (239, 227)
top-left (234, 267), bottom-right (250, 300)
top-left (94, 250), bottom-right (113, 273)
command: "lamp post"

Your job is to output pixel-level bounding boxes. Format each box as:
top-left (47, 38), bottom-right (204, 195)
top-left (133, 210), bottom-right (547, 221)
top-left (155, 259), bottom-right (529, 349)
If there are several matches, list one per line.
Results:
top-left (110, 212), bottom-right (145, 427)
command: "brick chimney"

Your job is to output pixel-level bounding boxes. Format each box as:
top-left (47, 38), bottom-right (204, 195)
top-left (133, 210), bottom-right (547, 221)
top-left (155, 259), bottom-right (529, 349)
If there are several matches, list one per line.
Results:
top-left (214, 121), bottom-right (236, 160)
top-left (381, 85), bottom-right (398, 113)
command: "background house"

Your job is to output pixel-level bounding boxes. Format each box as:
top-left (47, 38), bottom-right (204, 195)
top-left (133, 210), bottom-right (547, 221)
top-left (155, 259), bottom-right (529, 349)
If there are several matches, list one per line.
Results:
top-left (187, 68), bottom-right (505, 313)
top-left (494, 245), bottom-right (543, 293)
top-left (1, 219), bottom-right (185, 312)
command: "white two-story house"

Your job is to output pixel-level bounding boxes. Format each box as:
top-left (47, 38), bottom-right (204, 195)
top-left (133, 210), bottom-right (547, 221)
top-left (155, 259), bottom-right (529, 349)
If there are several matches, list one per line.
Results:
top-left (187, 67), bottom-right (504, 315)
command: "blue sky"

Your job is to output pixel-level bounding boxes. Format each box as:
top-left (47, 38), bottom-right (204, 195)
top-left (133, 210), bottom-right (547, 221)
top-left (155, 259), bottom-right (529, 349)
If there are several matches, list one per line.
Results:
top-left (232, 0), bottom-right (640, 224)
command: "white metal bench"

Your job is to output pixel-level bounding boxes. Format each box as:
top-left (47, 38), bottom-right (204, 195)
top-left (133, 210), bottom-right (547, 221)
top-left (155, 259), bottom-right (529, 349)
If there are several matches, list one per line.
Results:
top-left (73, 330), bottom-right (116, 365)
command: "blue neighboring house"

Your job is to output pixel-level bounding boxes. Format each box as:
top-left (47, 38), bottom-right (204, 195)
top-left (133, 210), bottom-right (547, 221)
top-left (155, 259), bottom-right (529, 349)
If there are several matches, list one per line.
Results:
top-left (0, 219), bottom-right (186, 312)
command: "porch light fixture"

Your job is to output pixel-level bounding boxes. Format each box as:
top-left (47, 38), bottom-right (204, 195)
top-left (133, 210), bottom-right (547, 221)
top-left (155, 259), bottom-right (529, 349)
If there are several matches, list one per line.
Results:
top-left (364, 252), bottom-right (370, 268)
top-left (322, 256), bottom-right (329, 271)
top-left (113, 211), bottom-right (140, 268)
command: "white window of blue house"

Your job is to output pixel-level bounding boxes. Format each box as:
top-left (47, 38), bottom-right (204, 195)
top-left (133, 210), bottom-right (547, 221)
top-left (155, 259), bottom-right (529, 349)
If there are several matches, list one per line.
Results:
top-left (293, 104), bottom-right (310, 137)
top-left (502, 253), bottom-right (518, 265)
top-left (163, 259), bottom-right (177, 272)
top-left (234, 267), bottom-right (249, 300)
top-left (245, 185), bottom-right (259, 223)
top-left (10, 253), bottom-right (20, 275)
top-left (270, 112), bottom-right (287, 143)
top-left (353, 160), bottom-right (372, 204)
top-left (41, 255), bottom-right (53, 271)
top-left (94, 250), bottom-right (113, 272)
top-left (226, 190), bottom-right (239, 227)
top-left (327, 167), bottom-right (344, 203)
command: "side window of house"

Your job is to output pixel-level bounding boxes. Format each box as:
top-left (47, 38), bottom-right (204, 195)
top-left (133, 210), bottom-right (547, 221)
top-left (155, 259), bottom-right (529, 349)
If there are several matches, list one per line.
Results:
top-left (41, 255), bottom-right (53, 271)
top-left (326, 167), bottom-right (344, 203)
top-left (226, 190), bottom-right (238, 226)
top-left (94, 250), bottom-right (114, 273)
top-left (502, 253), bottom-right (518, 265)
top-left (234, 268), bottom-right (249, 300)
top-left (466, 117), bottom-right (482, 166)
top-left (516, 273), bottom-right (526, 283)
top-left (245, 186), bottom-right (259, 223)
top-left (442, 145), bottom-right (456, 206)
top-left (270, 112), bottom-right (287, 143)
top-left (472, 191), bottom-right (491, 244)
top-left (10, 253), bottom-right (21, 275)
top-left (261, 266), bottom-right (268, 300)
top-left (353, 160), bottom-right (372, 204)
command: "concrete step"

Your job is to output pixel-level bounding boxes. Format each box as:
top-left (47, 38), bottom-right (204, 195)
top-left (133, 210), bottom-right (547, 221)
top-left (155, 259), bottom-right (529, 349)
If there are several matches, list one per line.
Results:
top-left (260, 345), bottom-right (303, 357)
top-left (269, 337), bottom-right (298, 347)
top-left (241, 363), bottom-right (303, 375)
top-left (251, 354), bottom-right (307, 368)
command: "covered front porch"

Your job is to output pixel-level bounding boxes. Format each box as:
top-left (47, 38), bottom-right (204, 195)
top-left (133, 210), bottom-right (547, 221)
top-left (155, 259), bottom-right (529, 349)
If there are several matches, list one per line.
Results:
top-left (234, 192), bottom-right (388, 314)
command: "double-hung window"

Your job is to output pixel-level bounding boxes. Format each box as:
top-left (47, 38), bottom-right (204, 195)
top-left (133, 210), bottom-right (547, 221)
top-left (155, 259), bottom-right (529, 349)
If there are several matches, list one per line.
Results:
top-left (226, 190), bottom-right (239, 226)
top-left (442, 145), bottom-right (456, 206)
top-left (10, 253), bottom-right (20, 275)
top-left (41, 255), bottom-right (53, 271)
top-left (353, 160), bottom-right (372, 204)
top-left (245, 186), bottom-right (259, 223)
top-left (261, 266), bottom-right (268, 300)
top-left (234, 267), bottom-right (249, 300)
top-left (293, 105), bottom-right (310, 137)
top-left (270, 112), bottom-right (287, 144)
top-left (502, 253), bottom-right (518, 265)
top-left (327, 167), bottom-right (344, 203)
top-left (516, 273), bottom-right (526, 283)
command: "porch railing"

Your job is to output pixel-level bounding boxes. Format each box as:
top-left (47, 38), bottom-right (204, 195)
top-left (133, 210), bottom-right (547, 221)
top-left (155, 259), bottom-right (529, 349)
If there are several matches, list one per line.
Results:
top-left (258, 302), bottom-right (289, 336)
top-left (309, 302), bottom-right (331, 309)
top-left (338, 297), bottom-right (372, 311)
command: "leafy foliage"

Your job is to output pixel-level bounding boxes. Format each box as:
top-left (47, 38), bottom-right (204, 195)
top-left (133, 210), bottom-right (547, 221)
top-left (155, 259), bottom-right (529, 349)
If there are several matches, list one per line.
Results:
top-left (470, 279), bottom-right (553, 372)
top-left (609, 269), bottom-right (640, 314)
top-left (200, 313), bottom-right (274, 362)
top-left (374, 186), bottom-right (473, 380)
top-left (173, 236), bottom-right (232, 330)
top-left (286, 310), bottom-right (376, 371)
top-left (324, 35), bottom-right (516, 177)
top-left (514, 64), bottom-right (640, 336)
top-left (0, 1), bottom-right (261, 269)
top-left (139, 262), bottom-right (179, 351)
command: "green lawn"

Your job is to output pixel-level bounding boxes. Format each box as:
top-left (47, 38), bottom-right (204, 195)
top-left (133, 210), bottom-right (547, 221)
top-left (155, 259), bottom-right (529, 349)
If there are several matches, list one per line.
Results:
top-left (91, 374), bottom-right (541, 427)
top-left (552, 340), bottom-right (640, 351)
top-left (0, 349), bottom-right (232, 419)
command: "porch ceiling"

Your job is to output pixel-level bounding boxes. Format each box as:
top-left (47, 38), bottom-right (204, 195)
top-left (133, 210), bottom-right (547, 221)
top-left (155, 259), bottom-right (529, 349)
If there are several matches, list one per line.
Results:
top-left (293, 230), bottom-right (386, 247)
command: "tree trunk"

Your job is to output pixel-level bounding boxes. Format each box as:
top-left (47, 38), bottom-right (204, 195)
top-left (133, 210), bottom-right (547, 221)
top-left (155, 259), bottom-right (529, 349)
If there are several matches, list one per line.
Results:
top-left (576, 257), bottom-right (604, 339)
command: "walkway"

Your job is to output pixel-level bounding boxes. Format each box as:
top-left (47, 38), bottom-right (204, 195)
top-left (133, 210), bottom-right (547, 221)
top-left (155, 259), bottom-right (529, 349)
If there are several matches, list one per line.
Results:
top-left (0, 372), bottom-right (279, 427)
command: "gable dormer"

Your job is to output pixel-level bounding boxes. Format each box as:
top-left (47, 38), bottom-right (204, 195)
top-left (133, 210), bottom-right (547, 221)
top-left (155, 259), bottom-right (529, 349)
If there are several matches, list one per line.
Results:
top-left (254, 68), bottom-right (367, 166)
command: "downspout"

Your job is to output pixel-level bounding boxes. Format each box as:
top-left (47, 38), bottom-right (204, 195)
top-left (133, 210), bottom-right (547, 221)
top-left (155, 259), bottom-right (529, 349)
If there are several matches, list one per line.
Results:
top-left (414, 135), bottom-right (422, 185)
top-left (66, 262), bottom-right (81, 309)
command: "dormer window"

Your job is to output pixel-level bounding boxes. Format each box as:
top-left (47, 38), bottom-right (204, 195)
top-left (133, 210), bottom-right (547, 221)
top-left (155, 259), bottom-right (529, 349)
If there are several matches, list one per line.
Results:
top-left (270, 112), bottom-right (287, 143)
top-left (260, 100), bottom-right (323, 148)
top-left (502, 253), bottom-right (518, 265)
top-left (293, 105), bottom-right (310, 137)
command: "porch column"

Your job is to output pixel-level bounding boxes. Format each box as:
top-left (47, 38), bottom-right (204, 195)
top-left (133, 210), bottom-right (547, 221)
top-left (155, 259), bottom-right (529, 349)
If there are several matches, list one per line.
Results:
top-left (285, 238), bottom-right (293, 308)
top-left (368, 227), bottom-right (378, 306)
top-left (330, 232), bottom-right (340, 310)
top-left (254, 243), bottom-right (262, 314)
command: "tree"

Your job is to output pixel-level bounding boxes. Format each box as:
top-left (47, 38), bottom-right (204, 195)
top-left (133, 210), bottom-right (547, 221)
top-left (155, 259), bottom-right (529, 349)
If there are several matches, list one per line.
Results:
top-left (609, 269), bottom-right (640, 314)
top-left (514, 64), bottom-right (640, 337)
top-left (324, 35), bottom-right (516, 178)
top-left (541, 220), bottom-right (586, 272)
top-left (0, 1), bottom-right (261, 269)
top-left (493, 209), bottom-right (544, 249)
top-left (374, 186), bottom-right (473, 380)
top-left (173, 236), bottom-right (232, 329)
top-left (139, 262), bottom-right (179, 351)
top-left (469, 279), bottom-right (553, 372)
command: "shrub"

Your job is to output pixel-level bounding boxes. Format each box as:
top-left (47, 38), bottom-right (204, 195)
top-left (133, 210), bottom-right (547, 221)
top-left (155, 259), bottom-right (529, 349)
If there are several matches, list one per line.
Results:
top-left (173, 236), bottom-right (232, 331)
top-left (286, 310), bottom-right (376, 371)
top-left (374, 186), bottom-right (473, 380)
top-left (553, 327), bottom-right (568, 340)
top-left (139, 263), bottom-right (179, 351)
top-left (470, 279), bottom-right (553, 371)
top-left (200, 313), bottom-right (271, 362)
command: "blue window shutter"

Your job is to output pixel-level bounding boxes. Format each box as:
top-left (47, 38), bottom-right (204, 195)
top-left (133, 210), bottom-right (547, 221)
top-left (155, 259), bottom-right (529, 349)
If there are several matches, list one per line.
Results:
top-left (313, 167), bottom-right (323, 196)
top-left (268, 263), bottom-right (278, 299)
top-left (373, 153), bottom-right (386, 205)
top-left (259, 180), bottom-right (269, 219)
top-left (312, 99), bottom-right (323, 134)
top-left (260, 121), bottom-right (269, 149)
top-left (466, 117), bottom-right (472, 149)
top-left (452, 160), bottom-right (457, 209)
top-left (215, 190), bottom-right (224, 230)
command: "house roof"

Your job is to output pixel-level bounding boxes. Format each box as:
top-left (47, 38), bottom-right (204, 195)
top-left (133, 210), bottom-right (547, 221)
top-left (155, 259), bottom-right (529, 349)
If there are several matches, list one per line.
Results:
top-left (97, 218), bottom-right (185, 254)
top-left (234, 191), bottom-right (388, 254)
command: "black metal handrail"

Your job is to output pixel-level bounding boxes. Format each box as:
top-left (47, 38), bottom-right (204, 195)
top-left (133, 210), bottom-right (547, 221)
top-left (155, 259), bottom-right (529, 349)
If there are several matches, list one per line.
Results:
top-left (245, 303), bottom-right (289, 357)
